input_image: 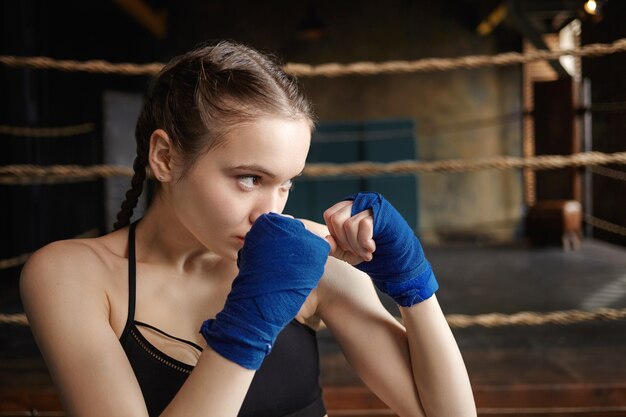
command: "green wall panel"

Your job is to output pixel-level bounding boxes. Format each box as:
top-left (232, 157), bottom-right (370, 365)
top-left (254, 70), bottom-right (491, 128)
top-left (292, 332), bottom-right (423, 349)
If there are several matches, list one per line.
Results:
top-left (286, 119), bottom-right (418, 230)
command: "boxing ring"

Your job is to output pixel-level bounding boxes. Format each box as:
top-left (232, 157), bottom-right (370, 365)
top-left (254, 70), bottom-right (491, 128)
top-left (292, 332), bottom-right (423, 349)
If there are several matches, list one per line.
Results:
top-left (2, 39), bottom-right (626, 416)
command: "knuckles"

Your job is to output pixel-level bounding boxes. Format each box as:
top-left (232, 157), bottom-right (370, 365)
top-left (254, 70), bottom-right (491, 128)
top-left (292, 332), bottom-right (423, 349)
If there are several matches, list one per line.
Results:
top-left (343, 215), bottom-right (360, 232)
top-left (326, 209), bottom-right (347, 231)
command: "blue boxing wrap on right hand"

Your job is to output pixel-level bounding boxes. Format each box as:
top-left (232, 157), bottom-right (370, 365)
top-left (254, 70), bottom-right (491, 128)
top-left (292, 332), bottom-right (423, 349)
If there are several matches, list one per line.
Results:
top-left (346, 192), bottom-right (439, 307)
top-left (200, 213), bottom-right (330, 370)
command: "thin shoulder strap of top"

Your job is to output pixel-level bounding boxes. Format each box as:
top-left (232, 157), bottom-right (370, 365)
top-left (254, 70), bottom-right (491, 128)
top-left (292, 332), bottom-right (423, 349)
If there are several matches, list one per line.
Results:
top-left (125, 221), bottom-right (139, 329)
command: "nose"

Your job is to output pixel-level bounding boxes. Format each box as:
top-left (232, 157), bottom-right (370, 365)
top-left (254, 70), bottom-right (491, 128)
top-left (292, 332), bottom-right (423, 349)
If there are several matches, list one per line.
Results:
top-left (249, 191), bottom-right (287, 224)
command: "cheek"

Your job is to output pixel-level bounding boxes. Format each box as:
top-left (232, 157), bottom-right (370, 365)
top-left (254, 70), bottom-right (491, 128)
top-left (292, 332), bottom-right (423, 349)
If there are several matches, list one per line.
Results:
top-left (210, 201), bottom-right (243, 226)
top-left (172, 174), bottom-right (251, 234)
top-left (199, 186), bottom-right (250, 226)
top-left (172, 179), bottom-right (226, 227)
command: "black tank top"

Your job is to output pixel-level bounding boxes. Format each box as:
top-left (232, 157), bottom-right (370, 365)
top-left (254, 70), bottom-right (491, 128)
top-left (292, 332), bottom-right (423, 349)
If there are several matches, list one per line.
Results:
top-left (119, 221), bottom-right (327, 417)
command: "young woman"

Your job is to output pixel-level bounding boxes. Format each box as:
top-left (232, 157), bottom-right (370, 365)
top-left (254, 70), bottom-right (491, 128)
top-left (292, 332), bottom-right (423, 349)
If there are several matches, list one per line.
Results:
top-left (20, 41), bottom-right (476, 417)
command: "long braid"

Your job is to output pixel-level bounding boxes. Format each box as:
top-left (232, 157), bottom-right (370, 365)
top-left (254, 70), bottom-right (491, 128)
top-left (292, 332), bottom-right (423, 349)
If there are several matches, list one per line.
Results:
top-left (113, 139), bottom-right (149, 230)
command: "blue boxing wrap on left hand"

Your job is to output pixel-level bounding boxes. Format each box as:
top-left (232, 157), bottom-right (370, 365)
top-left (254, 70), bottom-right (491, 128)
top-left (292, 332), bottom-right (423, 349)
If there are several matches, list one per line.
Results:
top-left (200, 213), bottom-right (330, 370)
top-left (346, 192), bottom-right (439, 307)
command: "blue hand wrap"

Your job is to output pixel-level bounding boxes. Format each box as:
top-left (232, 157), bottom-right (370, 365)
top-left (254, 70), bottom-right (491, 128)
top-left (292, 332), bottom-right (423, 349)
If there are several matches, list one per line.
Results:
top-left (200, 213), bottom-right (330, 370)
top-left (346, 192), bottom-right (439, 307)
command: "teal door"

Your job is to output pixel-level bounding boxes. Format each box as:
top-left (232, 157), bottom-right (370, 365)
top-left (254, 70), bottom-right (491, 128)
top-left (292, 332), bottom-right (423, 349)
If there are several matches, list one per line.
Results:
top-left (285, 119), bottom-right (419, 230)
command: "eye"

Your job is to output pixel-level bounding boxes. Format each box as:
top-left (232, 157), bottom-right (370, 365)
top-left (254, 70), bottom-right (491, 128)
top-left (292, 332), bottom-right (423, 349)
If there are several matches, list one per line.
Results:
top-left (238, 175), bottom-right (260, 190)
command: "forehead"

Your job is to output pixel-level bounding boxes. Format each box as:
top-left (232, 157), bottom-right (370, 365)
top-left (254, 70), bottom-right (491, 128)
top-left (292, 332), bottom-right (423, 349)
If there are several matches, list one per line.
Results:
top-left (205, 117), bottom-right (311, 174)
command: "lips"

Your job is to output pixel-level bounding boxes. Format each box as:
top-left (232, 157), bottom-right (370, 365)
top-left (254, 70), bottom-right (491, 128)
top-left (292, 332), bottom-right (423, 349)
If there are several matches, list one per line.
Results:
top-left (235, 229), bottom-right (250, 246)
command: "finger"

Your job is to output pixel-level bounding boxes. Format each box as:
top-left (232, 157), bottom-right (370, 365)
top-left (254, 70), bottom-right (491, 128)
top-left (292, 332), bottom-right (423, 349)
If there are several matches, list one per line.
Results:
top-left (357, 212), bottom-right (376, 260)
top-left (342, 210), bottom-right (365, 258)
top-left (326, 235), bottom-right (363, 265)
top-left (323, 201), bottom-right (352, 241)
top-left (324, 203), bottom-right (354, 253)
top-left (324, 234), bottom-right (338, 254)
top-left (344, 210), bottom-right (375, 261)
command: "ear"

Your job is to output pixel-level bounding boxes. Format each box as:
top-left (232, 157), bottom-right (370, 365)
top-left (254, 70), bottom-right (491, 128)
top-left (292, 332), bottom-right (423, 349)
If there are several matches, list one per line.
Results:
top-left (148, 129), bottom-right (176, 182)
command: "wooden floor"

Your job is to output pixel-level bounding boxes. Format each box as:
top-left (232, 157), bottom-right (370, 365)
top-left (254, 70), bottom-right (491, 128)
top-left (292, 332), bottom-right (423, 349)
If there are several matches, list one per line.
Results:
top-left (1, 239), bottom-right (626, 416)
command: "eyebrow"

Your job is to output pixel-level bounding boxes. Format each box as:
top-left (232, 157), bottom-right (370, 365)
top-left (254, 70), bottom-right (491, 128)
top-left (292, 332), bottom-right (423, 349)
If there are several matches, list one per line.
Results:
top-left (231, 164), bottom-right (276, 178)
top-left (231, 165), bottom-right (304, 179)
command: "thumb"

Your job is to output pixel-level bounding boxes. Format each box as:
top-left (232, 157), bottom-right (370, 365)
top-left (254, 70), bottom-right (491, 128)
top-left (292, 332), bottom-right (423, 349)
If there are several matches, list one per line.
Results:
top-left (325, 234), bottom-right (339, 255)
top-left (325, 234), bottom-right (361, 266)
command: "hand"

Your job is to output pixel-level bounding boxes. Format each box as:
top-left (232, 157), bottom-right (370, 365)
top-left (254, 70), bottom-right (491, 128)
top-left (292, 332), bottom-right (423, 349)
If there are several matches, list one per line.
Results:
top-left (325, 192), bottom-right (438, 307)
top-left (323, 200), bottom-right (376, 266)
top-left (200, 213), bottom-right (330, 370)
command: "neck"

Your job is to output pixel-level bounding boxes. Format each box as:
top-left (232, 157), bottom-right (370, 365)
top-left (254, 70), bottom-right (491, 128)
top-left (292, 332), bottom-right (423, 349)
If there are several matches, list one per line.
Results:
top-left (132, 195), bottom-right (231, 277)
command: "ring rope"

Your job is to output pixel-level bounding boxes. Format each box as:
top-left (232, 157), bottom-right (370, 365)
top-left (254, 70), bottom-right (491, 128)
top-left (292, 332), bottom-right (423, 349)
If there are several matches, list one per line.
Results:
top-left (0, 56), bottom-right (164, 75)
top-left (0, 253), bottom-right (31, 270)
top-left (589, 165), bottom-right (626, 182)
top-left (0, 229), bottom-right (99, 270)
top-left (1, 39), bottom-right (625, 77)
top-left (0, 165), bottom-right (133, 185)
top-left (2, 307), bottom-right (625, 328)
top-left (0, 123), bottom-right (95, 137)
top-left (2, 151), bottom-right (626, 185)
top-left (0, 314), bottom-right (29, 326)
top-left (585, 214), bottom-right (626, 237)
top-left (445, 307), bottom-right (626, 328)
top-left (285, 39), bottom-right (626, 77)
top-left (301, 151), bottom-right (626, 177)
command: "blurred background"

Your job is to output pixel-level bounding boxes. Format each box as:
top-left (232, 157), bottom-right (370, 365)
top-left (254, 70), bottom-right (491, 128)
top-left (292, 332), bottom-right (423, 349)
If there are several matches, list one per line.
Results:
top-left (1, 1), bottom-right (626, 416)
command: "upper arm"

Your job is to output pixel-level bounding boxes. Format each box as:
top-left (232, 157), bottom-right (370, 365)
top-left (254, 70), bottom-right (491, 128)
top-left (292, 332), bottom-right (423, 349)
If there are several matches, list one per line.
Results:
top-left (316, 257), bottom-right (426, 417)
top-left (20, 241), bottom-right (148, 417)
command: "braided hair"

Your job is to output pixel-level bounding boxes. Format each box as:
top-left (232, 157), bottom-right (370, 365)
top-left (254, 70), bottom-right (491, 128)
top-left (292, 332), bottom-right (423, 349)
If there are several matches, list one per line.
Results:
top-left (113, 41), bottom-right (313, 230)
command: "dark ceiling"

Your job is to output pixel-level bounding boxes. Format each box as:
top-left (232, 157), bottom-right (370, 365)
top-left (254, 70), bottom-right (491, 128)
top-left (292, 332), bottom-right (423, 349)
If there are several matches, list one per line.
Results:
top-left (1, 0), bottom-right (612, 65)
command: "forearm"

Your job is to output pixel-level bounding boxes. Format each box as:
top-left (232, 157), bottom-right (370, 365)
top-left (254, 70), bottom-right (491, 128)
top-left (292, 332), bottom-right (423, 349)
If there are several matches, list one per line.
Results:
top-left (400, 296), bottom-right (476, 417)
top-left (162, 214), bottom-right (327, 417)
top-left (160, 348), bottom-right (255, 417)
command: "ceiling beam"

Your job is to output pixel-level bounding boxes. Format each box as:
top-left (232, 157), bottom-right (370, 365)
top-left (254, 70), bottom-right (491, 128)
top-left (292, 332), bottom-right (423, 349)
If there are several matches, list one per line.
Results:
top-left (112, 0), bottom-right (168, 39)
top-left (477, 3), bottom-right (509, 36)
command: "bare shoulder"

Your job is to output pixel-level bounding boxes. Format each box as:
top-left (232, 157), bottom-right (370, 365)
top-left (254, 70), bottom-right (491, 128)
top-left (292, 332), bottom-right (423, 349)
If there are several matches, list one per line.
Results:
top-left (20, 231), bottom-right (127, 325)
top-left (21, 236), bottom-right (110, 293)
